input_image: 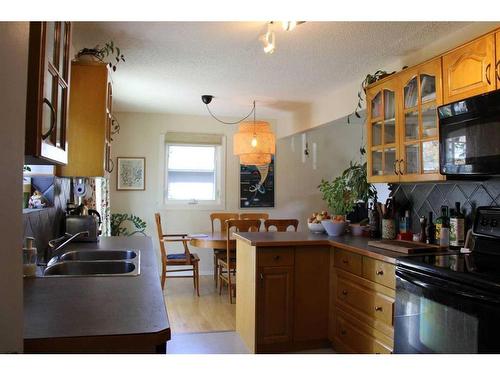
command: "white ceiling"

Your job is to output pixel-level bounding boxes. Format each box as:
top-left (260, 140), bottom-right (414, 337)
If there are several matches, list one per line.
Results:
top-left (73, 22), bottom-right (469, 120)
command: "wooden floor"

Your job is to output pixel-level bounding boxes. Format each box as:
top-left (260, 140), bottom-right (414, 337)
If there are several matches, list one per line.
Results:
top-left (163, 275), bottom-right (236, 334)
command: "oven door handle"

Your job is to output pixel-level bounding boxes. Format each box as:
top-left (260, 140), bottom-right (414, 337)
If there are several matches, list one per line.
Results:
top-left (396, 268), bottom-right (500, 305)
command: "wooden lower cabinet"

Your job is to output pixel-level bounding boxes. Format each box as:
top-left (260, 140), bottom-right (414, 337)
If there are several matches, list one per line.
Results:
top-left (253, 246), bottom-right (330, 353)
top-left (257, 265), bottom-right (294, 346)
top-left (330, 247), bottom-right (395, 354)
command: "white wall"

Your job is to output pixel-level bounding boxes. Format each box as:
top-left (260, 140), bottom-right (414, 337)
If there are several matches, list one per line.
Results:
top-left (278, 22), bottom-right (500, 138)
top-left (0, 22), bottom-right (29, 353)
top-left (110, 112), bottom-right (364, 275)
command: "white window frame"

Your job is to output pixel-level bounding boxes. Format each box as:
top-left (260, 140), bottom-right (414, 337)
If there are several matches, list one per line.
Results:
top-left (162, 138), bottom-right (226, 210)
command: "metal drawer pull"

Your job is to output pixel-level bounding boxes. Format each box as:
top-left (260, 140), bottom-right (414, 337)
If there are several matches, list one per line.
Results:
top-left (273, 255), bottom-right (280, 261)
top-left (398, 159), bottom-right (405, 175)
top-left (496, 60), bottom-right (500, 81)
top-left (486, 63), bottom-right (492, 85)
top-left (375, 306), bottom-right (383, 312)
top-left (342, 290), bottom-right (348, 296)
top-left (41, 98), bottom-right (56, 140)
top-left (376, 270), bottom-right (384, 276)
top-left (393, 160), bottom-right (399, 175)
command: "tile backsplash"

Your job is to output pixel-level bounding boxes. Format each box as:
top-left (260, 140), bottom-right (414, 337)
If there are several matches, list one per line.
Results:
top-left (390, 179), bottom-right (500, 234)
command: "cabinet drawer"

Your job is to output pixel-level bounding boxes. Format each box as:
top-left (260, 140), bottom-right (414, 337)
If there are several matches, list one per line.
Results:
top-left (334, 249), bottom-right (362, 276)
top-left (258, 248), bottom-right (294, 267)
top-left (362, 257), bottom-right (395, 289)
top-left (337, 277), bottom-right (394, 326)
top-left (335, 313), bottom-right (392, 354)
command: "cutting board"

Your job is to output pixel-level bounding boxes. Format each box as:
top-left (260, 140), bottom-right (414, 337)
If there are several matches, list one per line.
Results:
top-left (368, 240), bottom-right (446, 254)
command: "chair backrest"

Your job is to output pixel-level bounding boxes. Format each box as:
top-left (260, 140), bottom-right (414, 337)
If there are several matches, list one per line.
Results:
top-left (154, 212), bottom-right (191, 262)
top-left (154, 213), bottom-right (167, 260)
top-left (239, 213), bottom-right (270, 221)
top-left (210, 212), bottom-right (240, 233)
top-left (225, 219), bottom-right (261, 264)
top-left (264, 219), bottom-right (299, 232)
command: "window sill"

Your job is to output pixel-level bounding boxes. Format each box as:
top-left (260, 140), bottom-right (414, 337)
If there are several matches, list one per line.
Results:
top-left (161, 201), bottom-right (226, 211)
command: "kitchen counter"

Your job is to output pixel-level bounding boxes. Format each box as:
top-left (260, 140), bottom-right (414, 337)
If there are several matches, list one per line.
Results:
top-left (233, 231), bottom-right (431, 264)
top-left (23, 236), bottom-right (170, 353)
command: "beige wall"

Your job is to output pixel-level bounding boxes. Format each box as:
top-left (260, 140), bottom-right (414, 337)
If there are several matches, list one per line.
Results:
top-left (0, 22), bottom-right (29, 353)
top-left (111, 112), bottom-right (364, 274)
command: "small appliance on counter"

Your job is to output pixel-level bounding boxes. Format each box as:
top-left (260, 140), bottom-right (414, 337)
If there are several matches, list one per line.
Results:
top-left (65, 203), bottom-right (101, 242)
top-left (394, 206), bottom-right (500, 353)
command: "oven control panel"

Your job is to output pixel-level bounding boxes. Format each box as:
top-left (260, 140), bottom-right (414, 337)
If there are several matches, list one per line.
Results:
top-left (473, 206), bottom-right (500, 238)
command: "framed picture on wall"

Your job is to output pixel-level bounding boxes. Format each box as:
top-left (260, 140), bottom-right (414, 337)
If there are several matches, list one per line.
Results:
top-left (240, 156), bottom-right (275, 208)
top-left (116, 157), bottom-right (146, 191)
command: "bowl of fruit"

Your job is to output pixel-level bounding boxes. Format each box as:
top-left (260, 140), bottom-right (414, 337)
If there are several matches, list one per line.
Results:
top-left (321, 215), bottom-right (346, 236)
top-left (307, 211), bottom-right (329, 233)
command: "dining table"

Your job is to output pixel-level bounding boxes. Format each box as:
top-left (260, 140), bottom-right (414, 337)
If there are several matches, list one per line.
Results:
top-left (189, 232), bottom-right (236, 251)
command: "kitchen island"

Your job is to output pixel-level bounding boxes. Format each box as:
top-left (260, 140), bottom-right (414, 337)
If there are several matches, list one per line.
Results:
top-left (233, 232), bottom-right (427, 354)
top-left (24, 236), bottom-right (170, 354)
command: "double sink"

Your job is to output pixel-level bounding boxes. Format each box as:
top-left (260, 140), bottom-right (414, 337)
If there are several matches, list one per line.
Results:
top-left (44, 249), bottom-right (140, 277)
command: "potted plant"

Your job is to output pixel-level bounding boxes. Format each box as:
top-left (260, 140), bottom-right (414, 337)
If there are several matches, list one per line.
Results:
top-left (318, 161), bottom-right (376, 236)
top-left (75, 41), bottom-right (125, 72)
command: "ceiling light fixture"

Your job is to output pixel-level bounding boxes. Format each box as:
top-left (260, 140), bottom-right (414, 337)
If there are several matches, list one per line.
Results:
top-left (201, 95), bottom-right (276, 166)
top-left (260, 22), bottom-right (276, 54)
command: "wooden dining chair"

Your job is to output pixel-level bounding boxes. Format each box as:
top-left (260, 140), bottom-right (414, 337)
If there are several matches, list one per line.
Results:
top-left (264, 219), bottom-right (299, 232)
top-left (154, 213), bottom-right (200, 296)
top-left (239, 212), bottom-right (269, 221)
top-left (218, 219), bottom-right (261, 304)
top-left (209, 213), bottom-right (239, 287)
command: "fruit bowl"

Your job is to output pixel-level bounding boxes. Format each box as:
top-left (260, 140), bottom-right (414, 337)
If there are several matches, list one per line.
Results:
top-left (321, 220), bottom-right (346, 236)
top-left (308, 222), bottom-right (326, 233)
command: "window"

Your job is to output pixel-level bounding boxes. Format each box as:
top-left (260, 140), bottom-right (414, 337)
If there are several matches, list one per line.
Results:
top-left (164, 135), bottom-right (225, 208)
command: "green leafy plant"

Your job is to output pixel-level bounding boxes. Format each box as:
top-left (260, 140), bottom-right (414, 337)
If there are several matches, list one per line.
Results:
top-left (347, 70), bottom-right (395, 125)
top-left (76, 41), bottom-right (125, 72)
top-left (111, 213), bottom-right (147, 236)
top-left (318, 161), bottom-right (377, 216)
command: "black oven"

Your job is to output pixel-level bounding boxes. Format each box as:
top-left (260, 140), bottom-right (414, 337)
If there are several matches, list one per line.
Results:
top-left (438, 89), bottom-right (500, 176)
top-left (394, 264), bottom-right (500, 354)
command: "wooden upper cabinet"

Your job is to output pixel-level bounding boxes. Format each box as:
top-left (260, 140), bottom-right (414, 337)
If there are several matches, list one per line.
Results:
top-left (58, 61), bottom-right (113, 177)
top-left (442, 34), bottom-right (496, 104)
top-left (25, 22), bottom-right (72, 165)
top-left (496, 31), bottom-right (500, 86)
top-left (366, 78), bottom-right (401, 183)
top-left (398, 58), bottom-right (444, 182)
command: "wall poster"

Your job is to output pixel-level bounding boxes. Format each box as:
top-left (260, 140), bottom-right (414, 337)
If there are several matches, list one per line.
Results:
top-left (240, 156), bottom-right (275, 208)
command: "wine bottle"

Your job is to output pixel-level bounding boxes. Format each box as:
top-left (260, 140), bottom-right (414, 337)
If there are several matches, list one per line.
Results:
top-left (450, 202), bottom-right (465, 249)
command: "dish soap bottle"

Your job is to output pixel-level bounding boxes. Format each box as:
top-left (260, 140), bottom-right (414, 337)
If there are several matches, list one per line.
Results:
top-left (450, 202), bottom-right (465, 249)
top-left (23, 237), bottom-right (37, 277)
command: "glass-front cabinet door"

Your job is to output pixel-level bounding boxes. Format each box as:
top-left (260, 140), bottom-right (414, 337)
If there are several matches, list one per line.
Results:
top-left (367, 79), bottom-right (401, 183)
top-left (398, 59), bottom-right (444, 182)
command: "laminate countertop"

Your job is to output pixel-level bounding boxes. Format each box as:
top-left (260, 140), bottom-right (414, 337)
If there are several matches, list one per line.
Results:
top-left (233, 231), bottom-right (448, 264)
top-left (23, 236), bottom-right (170, 353)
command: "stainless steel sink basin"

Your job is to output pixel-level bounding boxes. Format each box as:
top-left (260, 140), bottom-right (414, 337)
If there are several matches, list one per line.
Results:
top-left (60, 250), bottom-right (137, 261)
top-left (44, 260), bottom-right (138, 277)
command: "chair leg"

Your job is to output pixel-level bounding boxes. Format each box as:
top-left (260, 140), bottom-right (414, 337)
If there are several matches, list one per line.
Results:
top-left (161, 262), bottom-right (166, 290)
top-left (213, 254), bottom-right (218, 287)
top-left (195, 262), bottom-right (200, 297)
top-left (218, 267), bottom-right (223, 296)
top-left (228, 272), bottom-right (234, 304)
top-left (192, 264), bottom-right (196, 289)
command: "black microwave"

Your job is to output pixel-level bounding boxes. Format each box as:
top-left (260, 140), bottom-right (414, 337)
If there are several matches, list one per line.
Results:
top-left (438, 89), bottom-right (500, 176)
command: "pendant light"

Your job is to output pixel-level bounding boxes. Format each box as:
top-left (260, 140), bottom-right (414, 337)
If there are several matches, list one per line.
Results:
top-left (201, 95), bottom-right (276, 166)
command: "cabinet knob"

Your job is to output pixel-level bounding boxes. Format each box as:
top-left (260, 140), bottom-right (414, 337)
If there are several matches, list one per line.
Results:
top-left (375, 306), bottom-right (383, 312)
top-left (376, 270), bottom-right (384, 276)
top-left (342, 290), bottom-right (348, 296)
top-left (260, 273), bottom-right (263, 281)
top-left (340, 329), bottom-right (347, 335)
top-left (342, 259), bottom-right (349, 264)
top-left (273, 255), bottom-right (280, 261)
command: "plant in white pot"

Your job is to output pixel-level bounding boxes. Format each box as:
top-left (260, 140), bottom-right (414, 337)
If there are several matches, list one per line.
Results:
top-left (318, 161), bottom-right (376, 236)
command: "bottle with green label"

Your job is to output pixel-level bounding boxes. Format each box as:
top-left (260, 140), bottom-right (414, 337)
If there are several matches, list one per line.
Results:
top-left (435, 205), bottom-right (449, 244)
top-left (449, 202), bottom-right (465, 249)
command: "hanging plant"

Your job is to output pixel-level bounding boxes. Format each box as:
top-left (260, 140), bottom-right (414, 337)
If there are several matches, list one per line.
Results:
top-left (347, 70), bottom-right (396, 125)
top-left (75, 40), bottom-right (126, 72)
